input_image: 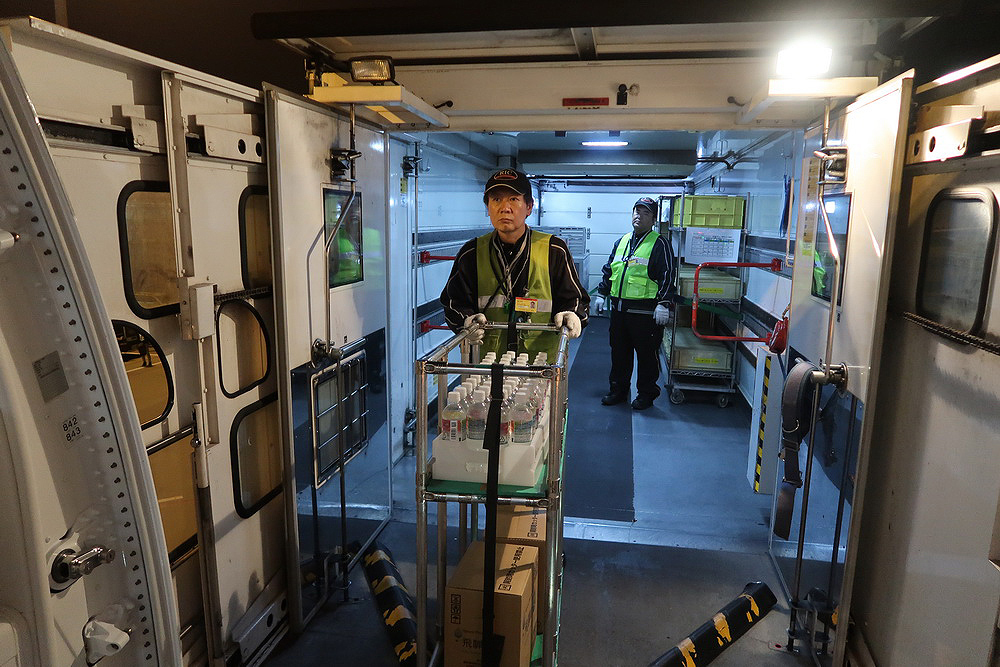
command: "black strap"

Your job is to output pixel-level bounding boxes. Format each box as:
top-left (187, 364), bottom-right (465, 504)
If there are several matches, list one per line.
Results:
top-left (773, 361), bottom-right (818, 540)
top-left (506, 298), bottom-right (519, 354)
top-left (480, 364), bottom-right (505, 667)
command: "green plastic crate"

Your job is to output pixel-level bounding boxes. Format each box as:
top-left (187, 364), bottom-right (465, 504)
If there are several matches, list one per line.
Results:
top-left (680, 195), bottom-right (745, 228)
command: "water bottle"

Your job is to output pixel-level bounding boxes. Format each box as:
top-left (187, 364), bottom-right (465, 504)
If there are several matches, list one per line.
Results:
top-left (461, 380), bottom-right (476, 401)
top-left (498, 388), bottom-right (513, 445)
top-left (467, 389), bottom-right (488, 442)
top-left (440, 391), bottom-right (466, 442)
top-left (511, 391), bottom-right (535, 444)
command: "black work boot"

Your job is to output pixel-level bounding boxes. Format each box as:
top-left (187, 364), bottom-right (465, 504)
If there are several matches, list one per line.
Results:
top-left (601, 389), bottom-right (628, 406)
top-left (631, 395), bottom-right (655, 410)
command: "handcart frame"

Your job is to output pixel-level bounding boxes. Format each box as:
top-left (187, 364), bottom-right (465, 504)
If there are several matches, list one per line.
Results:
top-left (415, 321), bottom-right (570, 667)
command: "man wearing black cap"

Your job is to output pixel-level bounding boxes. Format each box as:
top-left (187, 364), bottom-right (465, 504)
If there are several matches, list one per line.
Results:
top-left (441, 168), bottom-right (589, 358)
top-left (594, 197), bottom-right (675, 410)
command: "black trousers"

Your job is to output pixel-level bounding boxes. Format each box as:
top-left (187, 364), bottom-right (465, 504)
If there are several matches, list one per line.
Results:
top-left (608, 308), bottom-right (664, 399)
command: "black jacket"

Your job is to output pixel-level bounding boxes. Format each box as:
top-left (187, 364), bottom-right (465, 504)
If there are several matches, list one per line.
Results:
top-left (441, 228), bottom-right (590, 332)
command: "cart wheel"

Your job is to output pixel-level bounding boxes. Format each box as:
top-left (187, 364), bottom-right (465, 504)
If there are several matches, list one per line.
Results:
top-left (717, 394), bottom-right (730, 408)
top-left (669, 388), bottom-right (685, 405)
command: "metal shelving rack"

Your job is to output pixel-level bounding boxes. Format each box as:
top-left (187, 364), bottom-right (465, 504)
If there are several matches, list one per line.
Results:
top-left (660, 194), bottom-right (743, 407)
top-left (414, 322), bottom-right (570, 667)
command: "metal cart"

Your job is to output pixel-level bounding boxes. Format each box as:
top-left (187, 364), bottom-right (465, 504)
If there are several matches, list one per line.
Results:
top-left (415, 322), bottom-right (570, 667)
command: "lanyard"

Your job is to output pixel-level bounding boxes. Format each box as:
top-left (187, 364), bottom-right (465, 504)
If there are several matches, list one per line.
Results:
top-left (489, 228), bottom-right (530, 300)
top-left (625, 230), bottom-right (649, 261)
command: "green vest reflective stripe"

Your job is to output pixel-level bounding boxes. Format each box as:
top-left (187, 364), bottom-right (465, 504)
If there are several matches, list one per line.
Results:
top-left (476, 230), bottom-right (558, 358)
top-left (609, 231), bottom-right (659, 300)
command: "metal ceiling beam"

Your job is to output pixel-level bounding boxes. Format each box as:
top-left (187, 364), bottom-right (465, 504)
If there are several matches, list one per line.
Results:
top-left (252, 1), bottom-right (963, 40)
top-left (570, 28), bottom-right (597, 60)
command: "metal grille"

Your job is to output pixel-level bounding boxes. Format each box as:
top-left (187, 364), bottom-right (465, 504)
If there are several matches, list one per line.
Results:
top-left (313, 353), bottom-right (370, 486)
top-left (536, 225), bottom-right (589, 257)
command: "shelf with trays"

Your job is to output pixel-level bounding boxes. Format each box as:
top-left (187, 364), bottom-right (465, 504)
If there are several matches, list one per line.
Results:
top-left (661, 194), bottom-right (746, 407)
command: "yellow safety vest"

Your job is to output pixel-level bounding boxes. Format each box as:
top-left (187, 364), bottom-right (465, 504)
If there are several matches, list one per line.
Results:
top-left (609, 231), bottom-right (659, 300)
top-left (476, 230), bottom-right (558, 359)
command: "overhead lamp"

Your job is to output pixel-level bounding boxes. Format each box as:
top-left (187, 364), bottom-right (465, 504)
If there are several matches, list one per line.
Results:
top-left (776, 41), bottom-right (832, 78)
top-left (349, 56), bottom-right (395, 84)
top-left (581, 141), bottom-right (629, 147)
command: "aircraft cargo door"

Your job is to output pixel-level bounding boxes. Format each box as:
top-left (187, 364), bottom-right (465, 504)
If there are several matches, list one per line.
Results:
top-left (263, 86), bottom-right (393, 633)
top-left (775, 70), bottom-right (914, 664)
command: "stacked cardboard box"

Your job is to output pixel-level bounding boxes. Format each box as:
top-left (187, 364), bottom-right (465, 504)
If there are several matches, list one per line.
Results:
top-left (444, 541), bottom-right (538, 667)
top-left (496, 506), bottom-right (548, 632)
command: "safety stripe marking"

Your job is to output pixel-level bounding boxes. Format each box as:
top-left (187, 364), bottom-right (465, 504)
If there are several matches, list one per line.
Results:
top-left (754, 357), bottom-right (771, 492)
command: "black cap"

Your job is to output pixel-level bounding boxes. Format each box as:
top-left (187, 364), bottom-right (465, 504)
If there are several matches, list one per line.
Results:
top-left (634, 197), bottom-right (657, 213)
top-left (484, 168), bottom-right (532, 200)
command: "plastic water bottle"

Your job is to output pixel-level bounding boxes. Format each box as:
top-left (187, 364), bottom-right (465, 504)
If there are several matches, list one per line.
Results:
top-left (534, 352), bottom-right (547, 365)
top-left (440, 391), bottom-right (466, 442)
top-left (498, 388), bottom-right (513, 445)
top-left (516, 353), bottom-right (529, 366)
top-left (461, 381), bottom-right (476, 401)
top-left (511, 391), bottom-right (535, 444)
top-left (467, 389), bottom-right (488, 442)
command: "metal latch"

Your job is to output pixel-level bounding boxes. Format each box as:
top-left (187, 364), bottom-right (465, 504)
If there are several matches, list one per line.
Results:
top-left (51, 545), bottom-right (116, 584)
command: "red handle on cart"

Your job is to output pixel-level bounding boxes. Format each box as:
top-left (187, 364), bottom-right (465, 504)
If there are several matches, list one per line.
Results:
top-left (691, 258), bottom-right (788, 354)
top-left (418, 250), bottom-right (456, 264)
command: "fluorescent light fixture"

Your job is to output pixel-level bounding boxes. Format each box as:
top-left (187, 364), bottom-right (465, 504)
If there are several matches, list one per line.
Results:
top-left (581, 141), bottom-right (629, 147)
top-left (776, 42), bottom-right (832, 78)
top-left (349, 56), bottom-right (395, 83)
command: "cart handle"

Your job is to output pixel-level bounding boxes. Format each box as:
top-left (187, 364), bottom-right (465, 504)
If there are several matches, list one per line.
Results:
top-left (691, 258), bottom-right (785, 348)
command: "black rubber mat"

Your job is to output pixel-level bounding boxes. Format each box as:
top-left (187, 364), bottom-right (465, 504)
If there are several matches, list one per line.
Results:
top-left (564, 317), bottom-right (636, 522)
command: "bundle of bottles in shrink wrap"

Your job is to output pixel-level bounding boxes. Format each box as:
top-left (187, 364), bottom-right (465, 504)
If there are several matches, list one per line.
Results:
top-left (432, 351), bottom-right (552, 486)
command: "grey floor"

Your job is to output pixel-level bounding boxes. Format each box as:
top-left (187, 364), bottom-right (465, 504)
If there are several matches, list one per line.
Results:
top-left (266, 323), bottom-right (822, 666)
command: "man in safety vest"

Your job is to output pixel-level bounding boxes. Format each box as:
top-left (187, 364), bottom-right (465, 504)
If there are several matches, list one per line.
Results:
top-left (440, 168), bottom-right (589, 359)
top-left (594, 197), bottom-right (675, 410)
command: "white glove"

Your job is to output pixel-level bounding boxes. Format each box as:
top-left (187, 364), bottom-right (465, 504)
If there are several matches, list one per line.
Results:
top-left (653, 304), bottom-right (672, 326)
top-left (463, 313), bottom-right (487, 343)
top-left (553, 311), bottom-right (582, 339)
top-left (593, 295), bottom-right (606, 314)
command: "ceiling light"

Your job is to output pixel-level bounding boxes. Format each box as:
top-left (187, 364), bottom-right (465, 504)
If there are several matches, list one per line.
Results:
top-left (776, 42), bottom-right (832, 78)
top-left (581, 141), bottom-right (629, 147)
top-left (349, 56), bottom-right (395, 84)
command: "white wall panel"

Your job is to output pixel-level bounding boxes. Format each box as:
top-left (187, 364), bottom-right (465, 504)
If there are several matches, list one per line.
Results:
top-left (388, 138), bottom-right (413, 460)
top-left (539, 191), bottom-right (662, 292)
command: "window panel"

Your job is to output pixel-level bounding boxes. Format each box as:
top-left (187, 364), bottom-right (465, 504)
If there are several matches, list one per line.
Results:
top-left (917, 189), bottom-right (998, 334)
top-left (811, 193), bottom-right (851, 304)
top-left (324, 188), bottom-right (364, 289)
top-left (118, 182), bottom-right (179, 318)
top-left (148, 434), bottom-right (197, 562)
top-left (231, 395), bottom-right (282, 517)
top-left (240, 187), bottom-right (272, 289)
top-left (216, 300), bottom-right (270, 398)
top-left (113, 320), bottom-right (172, 430)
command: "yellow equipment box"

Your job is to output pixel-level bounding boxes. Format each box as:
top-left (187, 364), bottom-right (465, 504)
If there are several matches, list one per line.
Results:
top-left (679, 195), bottom-right (745, 228)
top-left (671, 329), bottom-right (734, 372)
top-left (678, 266), bottom-right (741, 301)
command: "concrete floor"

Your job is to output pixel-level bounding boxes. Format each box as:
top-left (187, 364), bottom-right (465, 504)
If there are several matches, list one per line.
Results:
top-left (265, 323), bottom-right (825, 666)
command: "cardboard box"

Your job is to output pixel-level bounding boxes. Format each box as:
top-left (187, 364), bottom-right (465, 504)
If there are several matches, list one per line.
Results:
top-left (496, 506), bottom-right (548, 632)
top-left (445, 541), bottom-right (537, 667)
